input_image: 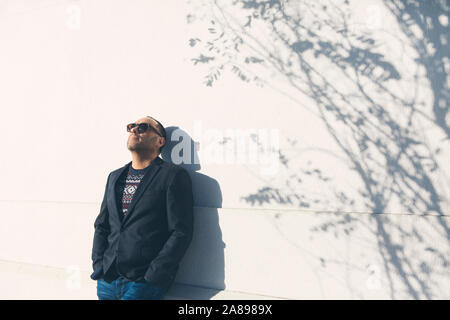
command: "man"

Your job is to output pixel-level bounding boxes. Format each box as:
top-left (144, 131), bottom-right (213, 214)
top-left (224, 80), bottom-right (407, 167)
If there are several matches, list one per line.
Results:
top-left (90, 116), bottom-right (194, 300)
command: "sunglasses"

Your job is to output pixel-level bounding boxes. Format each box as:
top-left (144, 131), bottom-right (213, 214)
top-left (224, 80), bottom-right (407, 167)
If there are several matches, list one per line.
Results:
top-left (126, 123), bottom-right (164, 137)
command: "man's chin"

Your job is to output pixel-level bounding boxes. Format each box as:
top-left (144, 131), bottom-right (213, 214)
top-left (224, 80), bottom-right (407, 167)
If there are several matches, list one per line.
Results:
top-left (127, 145), bottom-right (148, 153)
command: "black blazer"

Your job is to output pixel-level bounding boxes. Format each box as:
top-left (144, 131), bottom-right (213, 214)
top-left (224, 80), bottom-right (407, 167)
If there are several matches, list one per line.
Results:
top-left (90, 156), bottom-right (194, 291)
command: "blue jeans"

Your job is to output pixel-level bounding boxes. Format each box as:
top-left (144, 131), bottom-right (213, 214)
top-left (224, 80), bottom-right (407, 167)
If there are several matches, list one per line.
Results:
top-left (96, 276), bottom-right (166, 300)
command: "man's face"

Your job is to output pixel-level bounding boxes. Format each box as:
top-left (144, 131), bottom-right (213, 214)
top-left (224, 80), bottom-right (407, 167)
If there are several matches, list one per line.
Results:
top-left (127, 117), bottom-right (164, 154)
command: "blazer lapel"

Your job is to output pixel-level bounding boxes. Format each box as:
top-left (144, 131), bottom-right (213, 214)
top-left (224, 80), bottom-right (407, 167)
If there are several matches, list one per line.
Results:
top-left (110, 161), bottom-right (132, 223)
top-left (121, 157), bottom-right (163, 226)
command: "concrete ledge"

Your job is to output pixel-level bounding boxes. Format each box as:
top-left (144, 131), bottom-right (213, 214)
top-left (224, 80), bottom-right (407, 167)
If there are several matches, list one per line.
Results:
top-left (2, 201), bottom-right (449, 299)
top-left (0, 259), bottom-right (283, 300)
top-left (166, 283), bottom-right (284, 300)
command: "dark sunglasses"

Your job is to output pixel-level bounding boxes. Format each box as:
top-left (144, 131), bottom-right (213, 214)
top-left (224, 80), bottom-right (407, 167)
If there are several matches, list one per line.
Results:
top-left (126, 123), bottom-right (164, 137)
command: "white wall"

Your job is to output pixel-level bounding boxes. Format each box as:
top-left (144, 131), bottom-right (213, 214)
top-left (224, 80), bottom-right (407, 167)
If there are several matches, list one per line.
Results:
top-left (0, 0), bottom-right (449, 299)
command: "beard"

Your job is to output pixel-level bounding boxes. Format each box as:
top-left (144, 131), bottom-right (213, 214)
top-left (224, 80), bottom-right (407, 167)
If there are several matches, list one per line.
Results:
top-left (127, 136), bottom-right (158, 154)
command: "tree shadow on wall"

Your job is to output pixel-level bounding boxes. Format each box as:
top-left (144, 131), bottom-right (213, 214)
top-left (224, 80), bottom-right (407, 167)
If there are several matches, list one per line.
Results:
top-left (188, 0), bottom-right (450, 298)
top-left (385, 0), bottom-right (450, 140)
top-left (161, 126), bottom-right (226, 298)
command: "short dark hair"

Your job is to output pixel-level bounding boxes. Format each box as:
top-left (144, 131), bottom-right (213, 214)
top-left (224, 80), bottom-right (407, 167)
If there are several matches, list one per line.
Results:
top-left (146, 116), bottom-right (166, 154)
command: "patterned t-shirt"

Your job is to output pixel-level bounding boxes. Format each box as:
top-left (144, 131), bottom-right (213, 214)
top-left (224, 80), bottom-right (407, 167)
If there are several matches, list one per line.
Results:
top-left (120, 165), bottom-right (150, 216)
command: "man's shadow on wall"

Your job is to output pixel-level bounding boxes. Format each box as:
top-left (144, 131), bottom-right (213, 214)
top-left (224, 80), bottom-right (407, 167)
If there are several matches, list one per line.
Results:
top-left (161, 126), bottom-right (226, 299)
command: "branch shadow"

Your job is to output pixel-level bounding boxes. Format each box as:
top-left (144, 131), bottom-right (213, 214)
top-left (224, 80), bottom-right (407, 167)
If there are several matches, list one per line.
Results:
top-left (188, 0), bottom-right (450, 298)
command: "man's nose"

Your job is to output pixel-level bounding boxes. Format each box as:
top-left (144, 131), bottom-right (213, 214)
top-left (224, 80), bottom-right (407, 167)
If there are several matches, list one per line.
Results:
top-left (131, 126), bottom-right (139, 135)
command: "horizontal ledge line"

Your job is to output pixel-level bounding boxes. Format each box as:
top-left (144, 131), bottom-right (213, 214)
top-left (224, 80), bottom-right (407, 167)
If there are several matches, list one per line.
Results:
top-left (214, 206), bottom-right (450, 217)
top-left (172, 281), bottom-right (287, 300)
top-left (0, 199), bottom-right (99, 205)
top-left (0, 259), bottom-right (286, 299)
top-left (0, 199), bottom-right (448, 217)
top-left (0, 258), bottom-right (73, 273)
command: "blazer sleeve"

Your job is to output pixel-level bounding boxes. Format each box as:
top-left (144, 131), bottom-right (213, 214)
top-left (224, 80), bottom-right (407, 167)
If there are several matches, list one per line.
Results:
top-left (90, 172), bottom-right (111, 280)
top-left (144, 168), bottom-right (194, 286)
